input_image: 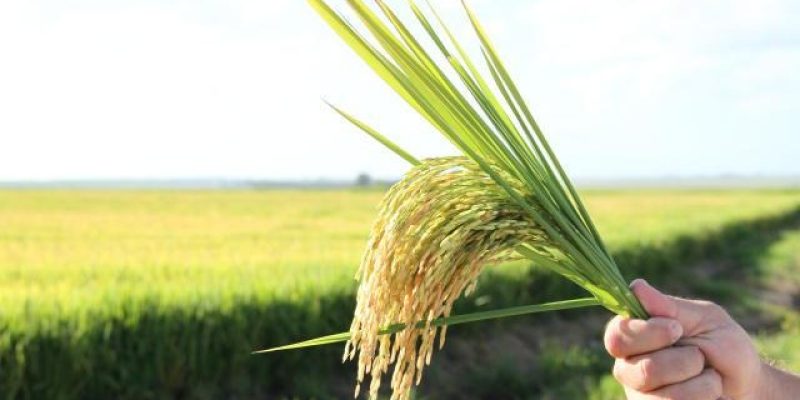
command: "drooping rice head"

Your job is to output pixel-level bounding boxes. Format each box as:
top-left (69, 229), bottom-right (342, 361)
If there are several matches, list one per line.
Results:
top-left (345, 156), bottom-right (558, 400)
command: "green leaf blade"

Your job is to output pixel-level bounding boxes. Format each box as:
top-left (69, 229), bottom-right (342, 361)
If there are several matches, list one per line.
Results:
top-left (252, 297), bottom-right (601, 354)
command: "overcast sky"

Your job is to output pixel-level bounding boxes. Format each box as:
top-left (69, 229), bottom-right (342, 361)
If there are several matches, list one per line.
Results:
top-left (1, 0), bottom-right (798, 181)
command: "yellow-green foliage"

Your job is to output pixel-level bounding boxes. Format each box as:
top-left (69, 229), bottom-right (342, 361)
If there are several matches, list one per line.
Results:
top-left (1, 189), bottom-right (799, 398)
top-left (2, 189), bottom-right (798, 317)
top-left (0, 189), bottom-right (381, 317)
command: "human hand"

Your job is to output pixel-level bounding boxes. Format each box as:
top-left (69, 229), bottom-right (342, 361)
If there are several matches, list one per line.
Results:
top-left (604, 279), bottom-right (763, 400)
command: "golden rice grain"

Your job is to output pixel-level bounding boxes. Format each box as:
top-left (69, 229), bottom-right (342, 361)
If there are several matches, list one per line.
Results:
top-left (345, 157), bottom-right (554, 400)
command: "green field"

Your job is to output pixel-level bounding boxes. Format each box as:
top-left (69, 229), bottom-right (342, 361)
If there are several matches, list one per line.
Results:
top-left (2, 189), bottom-right (800, 399)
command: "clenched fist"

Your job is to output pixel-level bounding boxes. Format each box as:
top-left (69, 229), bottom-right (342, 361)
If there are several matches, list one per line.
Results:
top-left (604, 279), bottom-right (800, 400)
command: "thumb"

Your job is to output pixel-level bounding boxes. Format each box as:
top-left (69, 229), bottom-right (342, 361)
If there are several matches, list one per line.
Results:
top-left (630, 279), bottom-right (720, 336)
top-left (630, 279), bottom-right (677, 318)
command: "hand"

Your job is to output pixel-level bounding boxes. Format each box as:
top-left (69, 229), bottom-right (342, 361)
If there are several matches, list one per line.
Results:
top-left (604, 279), bottom-right (763, 400)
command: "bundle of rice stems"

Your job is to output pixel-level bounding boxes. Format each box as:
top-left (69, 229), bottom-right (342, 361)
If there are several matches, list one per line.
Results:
top-left (256, 1), bottom-right (648, 398)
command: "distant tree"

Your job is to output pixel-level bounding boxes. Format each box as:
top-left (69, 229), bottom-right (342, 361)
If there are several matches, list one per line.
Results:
top-left (356, 173), bottom-right (372, 187)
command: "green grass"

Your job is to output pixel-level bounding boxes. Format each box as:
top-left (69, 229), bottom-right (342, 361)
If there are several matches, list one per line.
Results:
top-left (753, 229), bottom-right (800, 372)
top-left (758, 329), bottom-right (800, 372)
top-left (1, 189), bottom-right (800, 398)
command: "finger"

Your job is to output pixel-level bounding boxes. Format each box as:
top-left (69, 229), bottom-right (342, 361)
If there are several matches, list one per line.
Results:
top-left (623, 386), bottom-right (655, 400)
top-left (630, 279), bottom-right (727, 335)
top-left (630, 279), bottom-right (677, 319)
top-left (613, 345), bottom-right (705, 392)
top-left (648, 368), bottom-right (723, 400)
top-left (604, 316), bottom-right (683, 358)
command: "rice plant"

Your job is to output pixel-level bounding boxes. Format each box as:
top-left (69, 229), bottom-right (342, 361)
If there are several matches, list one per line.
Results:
top-left (260, 0), bottom-right (650, 398)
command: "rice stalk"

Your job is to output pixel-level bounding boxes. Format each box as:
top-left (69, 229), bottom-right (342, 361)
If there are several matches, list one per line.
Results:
top-left (257, 1), bottom-right (650, 399)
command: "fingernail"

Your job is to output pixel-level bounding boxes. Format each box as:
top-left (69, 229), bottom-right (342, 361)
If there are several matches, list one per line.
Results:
top-left (629, 278), bottom-right (648, 289)
top-left (669, 320), bottom-right (682, 342)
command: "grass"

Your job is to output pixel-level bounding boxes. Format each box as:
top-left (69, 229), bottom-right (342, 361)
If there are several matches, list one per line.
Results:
top-left (1, 188), bottom-right (800, 398)
top-left (753, 229), bottom-right (800, 372)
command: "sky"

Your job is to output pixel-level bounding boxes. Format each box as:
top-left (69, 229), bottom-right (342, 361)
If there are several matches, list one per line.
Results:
top-left (0, 0), bottom-right (798, 181)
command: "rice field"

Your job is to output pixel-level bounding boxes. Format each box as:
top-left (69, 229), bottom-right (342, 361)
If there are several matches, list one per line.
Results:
top-left (1, 188), bottom-right (800, 398)
top-left (3, 189), bottom-right (800, 315)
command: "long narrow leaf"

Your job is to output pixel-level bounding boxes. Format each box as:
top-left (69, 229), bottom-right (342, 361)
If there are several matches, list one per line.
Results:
top-left (325, 101), bottom-right (420, 166)
top-left (253, 297), bottom-right (600, 354)
top-left (308, 0), bottom-right (648, 327)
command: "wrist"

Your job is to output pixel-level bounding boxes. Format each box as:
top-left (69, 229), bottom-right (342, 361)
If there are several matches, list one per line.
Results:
top-left (754, 361), bottom-right (793, 400)
top-left (754, 360), bottom-right (800, 400)
top-left (753, 361), bottom-right (775, 400)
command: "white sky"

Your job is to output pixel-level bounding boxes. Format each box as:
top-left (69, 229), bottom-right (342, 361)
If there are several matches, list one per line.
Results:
top-left (1, 0), bottom-right (798, 181)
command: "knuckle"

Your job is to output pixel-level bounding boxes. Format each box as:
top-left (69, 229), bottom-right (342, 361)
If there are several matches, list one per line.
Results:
top-left (612, 359), bottom-right (642, 389)
top-left (604, 334), bottom-right (619, 356)
top-left (694, 299), bottom-right (714, 308)
top-left (636, 357), bottom-right (657, 389)
top-left (612, 359), bottom-right (625, 382)
top-left (655, 322), bottom-right (675, 344)
top-left (703, 369), bottom-right (723, 397)
top-left (683, 346), bottom-right (704, 371)
top-left (622, 387), bottom-right (648, 400)
top-left (691, 346), bottom-right (705, 365)
top-left (697, 300), bottom-right (726, 316)
top-left (604, 326), bottom-right (626, 357)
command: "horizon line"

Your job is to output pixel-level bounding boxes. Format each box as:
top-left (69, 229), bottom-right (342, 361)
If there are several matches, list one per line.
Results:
top-left (2, 175), bottom-right (800, 190)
